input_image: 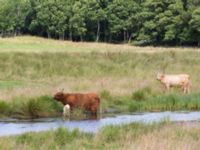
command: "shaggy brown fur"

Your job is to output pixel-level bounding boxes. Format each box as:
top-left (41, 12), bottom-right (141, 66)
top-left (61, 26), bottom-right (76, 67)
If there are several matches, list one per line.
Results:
top-left (53, 92), bottom-right (100, 117)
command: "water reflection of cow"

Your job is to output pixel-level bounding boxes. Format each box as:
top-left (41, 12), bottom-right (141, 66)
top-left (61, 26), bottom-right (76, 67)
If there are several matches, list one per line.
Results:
top-left (53, 90), bottom-right (100, 119)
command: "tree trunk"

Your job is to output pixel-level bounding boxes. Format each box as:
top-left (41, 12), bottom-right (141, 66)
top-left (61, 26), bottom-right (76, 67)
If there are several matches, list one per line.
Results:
top-left (127, 32), bottom-right (130, 42)
top-left (109, 34), bottom-right (112, 43)
top-left (59, 32), bottom-right (65, 40)
top-left (128, 33), bottom-right (134, 43)
top-left (14, 30), bottom-right (17, 36)
top-left (47, 31), bottom-right (51, 39)
top-left (69, 30), bottom-right (72, 41)
top-left (80, 35), bottom-right (83, 41)
top-left (103, 22), bottom-right (107, 42)
top-left (123, 30), bottom-right (126, 43)
top-left (0, 30), bottom-right (3, 37)
top-left (96, 21), bottom-right (100, 42)
top-left (18, 29), bottom-right (21, 35)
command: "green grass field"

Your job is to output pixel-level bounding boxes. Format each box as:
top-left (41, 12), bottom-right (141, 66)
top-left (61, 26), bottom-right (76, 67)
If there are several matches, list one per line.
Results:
top-left (1, 121), bottom-right (200, 150)
top-left (1, 36), bottom-right (200, 150)
top-left (0, 36), bottom-right (200, 118)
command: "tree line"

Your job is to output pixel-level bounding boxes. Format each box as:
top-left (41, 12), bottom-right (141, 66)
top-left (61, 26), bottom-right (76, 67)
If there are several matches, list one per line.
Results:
top-left (0, 0), bottom-right (199, 46)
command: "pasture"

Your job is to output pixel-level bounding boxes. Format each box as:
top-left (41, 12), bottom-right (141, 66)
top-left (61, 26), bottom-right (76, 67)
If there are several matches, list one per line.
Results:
top-left (0, 36), bottom-right (200, 118)
top-left (1, 36), bottom-right (200, 149)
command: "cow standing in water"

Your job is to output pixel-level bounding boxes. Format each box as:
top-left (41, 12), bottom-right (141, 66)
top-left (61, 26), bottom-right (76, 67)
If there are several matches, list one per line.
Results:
top-left (53, 90), bottom-right (100, 118)
top-left (156, 73), bottom-right (190, 93)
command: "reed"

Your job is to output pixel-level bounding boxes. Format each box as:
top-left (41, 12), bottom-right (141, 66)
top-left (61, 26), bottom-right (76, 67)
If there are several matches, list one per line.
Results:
top-left (1, 91), bottom-right (200, 118)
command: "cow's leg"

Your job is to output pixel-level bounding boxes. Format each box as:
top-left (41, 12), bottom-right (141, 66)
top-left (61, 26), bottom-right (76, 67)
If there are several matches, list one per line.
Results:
top-left (187, 85), bottom-right (190, 93)
top-left (182, 83), bottom-right (189, 94)
top-left (186, 83), bottom-right (190, 93)
top-left (63, 104), bottom-right (71, 120)
top-left (165, 84), bottom-right (170, 92)
top-left (161, 84), bottom-right (167, 92)
top-left (180, 84), bottom-right (185, 93)
top-left (183, 86), bottom-right (186, 93)
top-left (91, 107), bottom-right (98, 119)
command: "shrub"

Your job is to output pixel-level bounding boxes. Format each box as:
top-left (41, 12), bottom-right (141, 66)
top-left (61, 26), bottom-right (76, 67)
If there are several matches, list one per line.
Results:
top-left (9, 95), bottom-right (63, 119)
top-left (132, 87), bottom-right (152, 101)
top-left (100, 90), bottom-right (112, 100)
top-left (0, 101), bottom-right (10, 115)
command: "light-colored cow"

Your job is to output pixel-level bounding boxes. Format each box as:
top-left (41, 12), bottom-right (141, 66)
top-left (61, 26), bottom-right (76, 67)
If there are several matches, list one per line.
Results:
top-left (156, 73), bottom-right (190, 93)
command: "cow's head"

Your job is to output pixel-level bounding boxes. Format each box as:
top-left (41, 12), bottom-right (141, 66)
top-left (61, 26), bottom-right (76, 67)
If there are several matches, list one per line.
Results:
top-left (156, 73), bottom-right (165, 80)
top-left (53, 89), bottom-right (64, 101)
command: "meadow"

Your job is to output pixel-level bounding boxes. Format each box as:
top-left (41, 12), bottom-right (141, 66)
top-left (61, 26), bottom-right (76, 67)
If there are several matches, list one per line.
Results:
top-left (0, 36), bottom-right (200, 118)
top-left (1, 121), bottom-right (200, 150)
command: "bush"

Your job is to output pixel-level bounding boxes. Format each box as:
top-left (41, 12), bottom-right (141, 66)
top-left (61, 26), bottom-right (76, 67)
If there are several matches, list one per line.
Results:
top-left (100, 90), bottom-right (112, 100)
top-left (132, 40), bottom-right (155, 46)
top-left (9, 95), bottom-right (63, 119)
top-left (132, 87), bottom-right (152, 101)
top-left (0, 101), bottom-right (10, 115)
top-left (129, 102), bottom-right (141, 112)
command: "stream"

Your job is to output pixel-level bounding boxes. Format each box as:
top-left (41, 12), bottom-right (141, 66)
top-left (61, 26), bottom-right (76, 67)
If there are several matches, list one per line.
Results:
top-left (1, 111), bottom-right (200, 136)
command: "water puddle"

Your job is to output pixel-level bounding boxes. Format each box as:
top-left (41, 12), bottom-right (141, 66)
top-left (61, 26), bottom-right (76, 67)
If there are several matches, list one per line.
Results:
top-left (1, 111), bottom-right (200, 136)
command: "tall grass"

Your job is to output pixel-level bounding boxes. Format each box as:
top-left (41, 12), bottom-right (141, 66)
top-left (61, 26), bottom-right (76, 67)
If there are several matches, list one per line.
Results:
top-left (0, 96), bottom-right (62, 119)
top-left (1, 90), bottom-right (200, 118)
top-left (1, 121), bottom-right (200, 150)
top-left (1, 36), bottom-right (200, 117)
top-left (0, 48), bottom-right (200, 100)
top-left (0, 51), bottom-right (200, 80)
top-left (100, 87), bottom-right (200, 113)
top-left (0, 122), bottom-right (163, 150)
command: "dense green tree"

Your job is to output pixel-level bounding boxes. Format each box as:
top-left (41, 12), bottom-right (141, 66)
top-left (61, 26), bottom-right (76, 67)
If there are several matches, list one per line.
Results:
top-left (68, 0), bottom-right (87, 41)
top-left (32, 0), bottom-right (66, 38)
top-left (190, 7), bottom-right (200, 46)
top-left (86, 0), bottom-right (106, 42)
top-left (106, 0), bottom-right (141, 42)
top-left (163, 0), bottom-right (186, 44)
top-left (136, 0), bottom-right (195, 45)
top-left (0, 0), bottom-right (29, 36)
top-left (0, 0), bottom-right (199, 46)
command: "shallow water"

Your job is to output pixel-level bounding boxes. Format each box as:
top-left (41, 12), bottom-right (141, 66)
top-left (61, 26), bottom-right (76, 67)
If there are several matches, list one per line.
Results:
top-left (1, 111), bottom-right (200, 137)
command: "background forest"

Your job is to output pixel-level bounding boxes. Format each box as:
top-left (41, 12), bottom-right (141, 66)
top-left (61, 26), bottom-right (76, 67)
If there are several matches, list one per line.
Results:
top-left (0, 0), bottom-right (200, 46)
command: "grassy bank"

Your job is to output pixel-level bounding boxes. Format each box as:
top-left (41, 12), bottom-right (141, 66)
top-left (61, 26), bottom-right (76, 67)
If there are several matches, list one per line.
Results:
top-left (1, 91), bottom-right (200, 119)
top-left (0, 96), bottom-right (63, 119)
top-left (1, 121), bottom-right (200, 150)
top-left (102, 89), bottom-right (200, 113)
top-left (0, 36), bottom-right (200, 118)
